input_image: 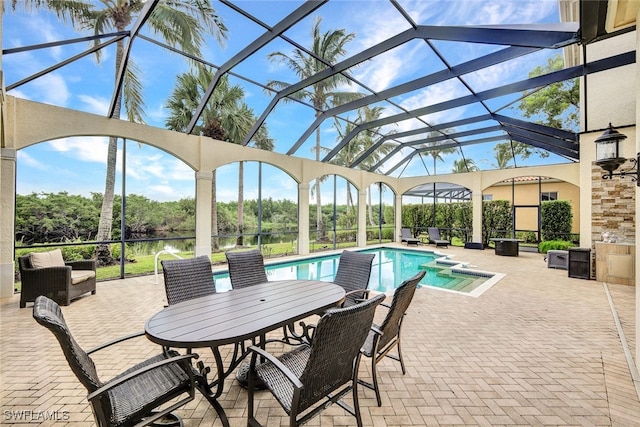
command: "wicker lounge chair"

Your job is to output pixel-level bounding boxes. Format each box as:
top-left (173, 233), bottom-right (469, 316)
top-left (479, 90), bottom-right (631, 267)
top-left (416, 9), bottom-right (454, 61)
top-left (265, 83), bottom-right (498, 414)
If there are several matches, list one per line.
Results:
top-left (246, 293), bottom-right (386, 427)
top-left (161, 255), bottom-right (215, 305)
top-left (226, 249), bottom-right (268, 289)
top-left (333, 250), bottom-right (375, 307)
top-left (32, 295), bottom-right (223, 427)
top-left (400, 228), bottom-right (420, 245)
top-left (18, 249), bottom-right (96, 308)
top-left (427, 227), bottom-right (450, 247)
top-left (359, 270), bottom-right (426, 406)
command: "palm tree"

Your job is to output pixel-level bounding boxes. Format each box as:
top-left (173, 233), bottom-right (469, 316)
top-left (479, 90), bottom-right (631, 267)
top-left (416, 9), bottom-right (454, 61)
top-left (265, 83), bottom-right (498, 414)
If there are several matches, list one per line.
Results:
top-left (492, 143), bottom-right (515, 169)
top-left (451, 158), bottom-right (479, 173)
top-left (267, 16), bottom-right (361, 242)
top-left (332, 106), bottom-right (395, 226)
top-left (165, 66), bottom-right (273, 248)
top-left (12, 0), bottom-right (228, 265)
top-left (421, 130), bottom-right (457, 175)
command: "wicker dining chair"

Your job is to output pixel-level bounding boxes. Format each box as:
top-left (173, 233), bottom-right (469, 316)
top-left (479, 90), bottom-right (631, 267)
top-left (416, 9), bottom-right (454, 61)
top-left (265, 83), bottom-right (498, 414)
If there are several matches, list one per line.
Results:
top-left (32, 295), bottom-right (224, 427)
top-left (359, 270), bottom-right (426, 406)
top-left (161, 255), bottom-right (215, 305)
top-left (333, 250), bottom-right (375, 307)
top-left (225, 249), bottom-right (268, 289)
top-left (246, 293), bottom-right (386, 427)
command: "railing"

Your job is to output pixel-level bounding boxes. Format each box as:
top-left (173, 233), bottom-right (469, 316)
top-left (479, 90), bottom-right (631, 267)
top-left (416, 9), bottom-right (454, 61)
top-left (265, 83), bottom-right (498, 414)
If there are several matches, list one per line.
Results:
top-left (154, 247), bottom-right (183, 284)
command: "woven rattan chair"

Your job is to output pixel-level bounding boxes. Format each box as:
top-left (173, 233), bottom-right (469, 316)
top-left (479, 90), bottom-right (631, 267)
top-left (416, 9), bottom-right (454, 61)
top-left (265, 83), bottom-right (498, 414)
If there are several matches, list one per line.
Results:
top-left (246, 293), bottom-right (386, 427)
top-left (32, 295), bottom-right (224, 427)
top-left (161, 255), bottom-right (215, 305)
top-left (333, 250), bottom-right (375, 307)
top-left (18, 253), bottom-right (96, 308)
top-left (225, 249), bottom-right (268, 289)
top-left (359, 270), bottom-right (426, 406)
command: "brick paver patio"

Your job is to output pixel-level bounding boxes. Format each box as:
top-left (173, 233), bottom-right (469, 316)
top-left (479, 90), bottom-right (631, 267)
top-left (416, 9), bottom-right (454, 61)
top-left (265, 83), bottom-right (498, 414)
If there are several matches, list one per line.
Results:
top-left (1, 244), bottom-right (638, 426)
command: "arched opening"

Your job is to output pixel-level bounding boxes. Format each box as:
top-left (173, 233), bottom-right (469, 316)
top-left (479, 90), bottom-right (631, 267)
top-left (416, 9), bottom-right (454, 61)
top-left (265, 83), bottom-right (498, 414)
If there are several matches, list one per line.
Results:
top-left (212, 161), bottom-right (299, 256)
top-left (482, 175), bottom-right (580, 248)
top-left (366, 182), bottom-right (395, 245)
top-left (16, 136), bottom-right (197, 281)
top-left (309, 174), bottom-right (358, 253)
top-left (401, 182), bottom-right (472, 244)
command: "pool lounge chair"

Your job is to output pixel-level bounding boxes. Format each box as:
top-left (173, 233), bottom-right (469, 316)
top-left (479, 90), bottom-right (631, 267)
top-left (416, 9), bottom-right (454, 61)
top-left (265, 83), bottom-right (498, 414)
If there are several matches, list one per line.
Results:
top-left (427, 227), bottom-right (450, 247)
top-left (400, 228), bottom-right (420, 246)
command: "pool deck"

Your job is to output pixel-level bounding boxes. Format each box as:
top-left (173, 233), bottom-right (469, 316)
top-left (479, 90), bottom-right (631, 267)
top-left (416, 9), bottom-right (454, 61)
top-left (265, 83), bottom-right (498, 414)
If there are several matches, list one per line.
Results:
top-left (1, 243), bottom-right (638, 426)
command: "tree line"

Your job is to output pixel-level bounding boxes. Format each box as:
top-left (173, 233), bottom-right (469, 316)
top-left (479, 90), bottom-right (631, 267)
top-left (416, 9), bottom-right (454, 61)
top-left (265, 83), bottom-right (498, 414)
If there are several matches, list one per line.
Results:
top-left (15, 192), bottom-right (389, 245)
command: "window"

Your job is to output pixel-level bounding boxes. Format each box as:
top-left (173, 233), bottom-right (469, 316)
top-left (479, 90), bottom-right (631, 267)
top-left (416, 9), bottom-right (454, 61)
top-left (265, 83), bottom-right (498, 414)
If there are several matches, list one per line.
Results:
top-left (541, 192), bottom-right (558, 201)
top-left (482, 194), bottom-right (493, 201)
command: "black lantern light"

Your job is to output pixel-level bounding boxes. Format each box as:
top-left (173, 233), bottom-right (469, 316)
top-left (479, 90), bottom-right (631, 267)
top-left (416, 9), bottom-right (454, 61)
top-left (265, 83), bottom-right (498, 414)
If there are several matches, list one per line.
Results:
top-left (594, 123), bottom-right (638, 186)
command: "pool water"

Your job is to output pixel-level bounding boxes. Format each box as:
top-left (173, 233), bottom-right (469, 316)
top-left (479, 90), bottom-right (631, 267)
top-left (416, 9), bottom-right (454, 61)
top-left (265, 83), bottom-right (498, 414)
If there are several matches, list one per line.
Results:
top-left (214, 247), bottom-right (500, 296)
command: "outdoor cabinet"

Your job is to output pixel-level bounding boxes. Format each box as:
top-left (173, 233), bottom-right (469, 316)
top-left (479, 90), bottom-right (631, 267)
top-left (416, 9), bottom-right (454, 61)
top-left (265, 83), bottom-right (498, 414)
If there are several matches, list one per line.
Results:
top-left (595, 242), bottom-right (635, 286)
top-left (568, 248), bottom-right (591, 280)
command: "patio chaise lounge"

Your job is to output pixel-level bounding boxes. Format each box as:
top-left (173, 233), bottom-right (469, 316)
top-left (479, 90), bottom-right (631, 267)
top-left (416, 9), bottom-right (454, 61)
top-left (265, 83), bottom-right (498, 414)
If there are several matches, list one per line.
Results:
top-left (400, 228), bottom-right (420, 246)
top-left (427, 227), bottom-right (450, 247)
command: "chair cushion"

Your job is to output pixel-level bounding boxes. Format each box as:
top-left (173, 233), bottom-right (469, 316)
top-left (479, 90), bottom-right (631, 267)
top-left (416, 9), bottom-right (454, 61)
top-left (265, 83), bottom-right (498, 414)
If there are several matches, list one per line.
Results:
top-left (30, 249), bottom-right (65, 269)
top-left (71, 270), bottom-right (96, 285)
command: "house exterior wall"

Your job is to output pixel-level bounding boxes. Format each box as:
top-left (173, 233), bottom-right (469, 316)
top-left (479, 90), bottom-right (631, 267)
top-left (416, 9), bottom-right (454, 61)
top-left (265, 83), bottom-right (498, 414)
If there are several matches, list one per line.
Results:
top-left (484, 180), bottom-right (580, 234)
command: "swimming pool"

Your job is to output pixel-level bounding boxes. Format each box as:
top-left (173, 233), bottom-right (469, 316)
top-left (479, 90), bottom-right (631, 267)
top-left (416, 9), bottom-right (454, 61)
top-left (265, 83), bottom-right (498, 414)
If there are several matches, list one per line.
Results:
top-left (214, 247), bottom-right (503, 297)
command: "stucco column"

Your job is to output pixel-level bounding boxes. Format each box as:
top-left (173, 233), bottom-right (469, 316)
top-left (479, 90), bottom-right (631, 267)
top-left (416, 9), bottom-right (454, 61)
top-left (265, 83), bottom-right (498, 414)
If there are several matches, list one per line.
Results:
top-left (194, 171), bottom-right (212, 258)
top-left (298, 182), bottom-right (310, 255)
top-left (395, 193), bottom-right (402, 243)
top-left (0, 149), bottom-right (17, 298)
top-left (357, 188), bottom-right (367, 247)
top-left (472, 190), bottom-right (483, 243)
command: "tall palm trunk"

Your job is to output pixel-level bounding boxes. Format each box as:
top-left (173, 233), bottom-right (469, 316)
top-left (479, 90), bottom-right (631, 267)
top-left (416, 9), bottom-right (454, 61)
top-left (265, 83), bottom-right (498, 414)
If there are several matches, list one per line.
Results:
top-left (95, 36), bottom-right (125, 266)
top-left (367, 186), bottom-right (376, 227)
top-left (236, 161), bottom-right (244, 246)
top-left (314, 127), bottom-right (325, 241)
top-left (212, 169), bottom-right (219, 250)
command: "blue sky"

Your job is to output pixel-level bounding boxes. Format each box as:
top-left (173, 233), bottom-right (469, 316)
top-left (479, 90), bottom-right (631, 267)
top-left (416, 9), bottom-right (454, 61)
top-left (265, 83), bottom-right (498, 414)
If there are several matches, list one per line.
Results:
top-left (3, 0), bottom-right (568, 203)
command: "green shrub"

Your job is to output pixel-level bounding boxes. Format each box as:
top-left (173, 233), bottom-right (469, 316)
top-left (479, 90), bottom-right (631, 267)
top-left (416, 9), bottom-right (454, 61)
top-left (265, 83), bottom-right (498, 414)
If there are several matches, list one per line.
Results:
top-left (538, 240), bottom-right (573, 253)
top-left (516, 231), bottom-right (538, 243)
top-left (541, 201), bottom-right (572, 241)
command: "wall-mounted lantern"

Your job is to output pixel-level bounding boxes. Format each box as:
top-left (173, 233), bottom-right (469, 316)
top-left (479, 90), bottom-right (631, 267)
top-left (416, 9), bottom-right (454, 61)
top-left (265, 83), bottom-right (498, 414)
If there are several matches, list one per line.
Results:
top-left (594, 123), bottom-right (638, 186)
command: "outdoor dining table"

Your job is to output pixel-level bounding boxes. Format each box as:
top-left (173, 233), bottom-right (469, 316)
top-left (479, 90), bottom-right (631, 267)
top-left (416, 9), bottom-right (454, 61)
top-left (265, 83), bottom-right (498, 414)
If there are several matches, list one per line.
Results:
top-left (145, 279), bottom-right (346, 427)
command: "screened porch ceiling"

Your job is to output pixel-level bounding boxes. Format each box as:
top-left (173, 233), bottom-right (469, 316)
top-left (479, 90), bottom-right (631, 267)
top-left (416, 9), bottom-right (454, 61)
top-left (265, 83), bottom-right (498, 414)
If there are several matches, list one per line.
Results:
top-left (3, 0), bottom-right (637, 196)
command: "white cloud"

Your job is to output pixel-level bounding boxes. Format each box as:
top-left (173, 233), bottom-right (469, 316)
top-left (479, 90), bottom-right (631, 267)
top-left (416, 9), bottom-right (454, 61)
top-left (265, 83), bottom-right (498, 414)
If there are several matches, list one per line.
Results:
top-left (47, 136), bottom-right (109, 163)
top-left (16, 151), bottom-right (49, 170)
top-left (31, 73), bottom-right (70, 106)
top-left (77, 95), bottom-right (110, 115)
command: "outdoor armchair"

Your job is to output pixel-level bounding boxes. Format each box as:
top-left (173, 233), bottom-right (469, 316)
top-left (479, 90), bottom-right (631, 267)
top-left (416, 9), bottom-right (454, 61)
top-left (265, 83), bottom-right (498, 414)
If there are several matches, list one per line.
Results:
top-left (18, 249), bottom-right (96, 308)
top-left (359, 270), bottom-right (426, 406)
top-left (333, 250), bottom-right (375, 307)
top-left (427, 227), bottom-right (450, 247)
top-left (246, 293), bottom-right (386, 427)
top-left (225, 249), bottom-right (268, 289)
top-left (32, 295), bottom-right (223, 427)
top-left (161, 255), bottom-right (215, 305)
top-left (400, 228), bottom-right (420, 245)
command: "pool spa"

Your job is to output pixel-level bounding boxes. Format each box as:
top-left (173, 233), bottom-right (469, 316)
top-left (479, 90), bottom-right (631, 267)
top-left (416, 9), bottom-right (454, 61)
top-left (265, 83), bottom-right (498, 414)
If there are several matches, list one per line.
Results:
top-left (214, 247), bottom-right (504, 297)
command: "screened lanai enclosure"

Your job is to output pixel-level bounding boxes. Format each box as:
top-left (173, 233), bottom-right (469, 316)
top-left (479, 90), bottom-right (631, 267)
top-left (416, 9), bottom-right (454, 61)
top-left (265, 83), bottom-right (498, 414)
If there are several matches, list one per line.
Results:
top-left (3, 0), bottom-right (637, 279)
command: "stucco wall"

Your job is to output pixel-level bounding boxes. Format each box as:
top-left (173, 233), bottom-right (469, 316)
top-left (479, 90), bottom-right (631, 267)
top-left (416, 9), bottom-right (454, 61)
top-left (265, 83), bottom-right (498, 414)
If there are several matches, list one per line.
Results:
top-left (485, 179), bottom-right (580, 233)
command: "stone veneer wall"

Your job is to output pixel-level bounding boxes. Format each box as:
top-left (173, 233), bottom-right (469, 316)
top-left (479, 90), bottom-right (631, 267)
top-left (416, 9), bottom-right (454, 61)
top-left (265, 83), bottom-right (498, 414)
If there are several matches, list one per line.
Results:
top-left (591, 162), bottom-right (637, 244)
top-left (590, 162), bottom-right (636, 278)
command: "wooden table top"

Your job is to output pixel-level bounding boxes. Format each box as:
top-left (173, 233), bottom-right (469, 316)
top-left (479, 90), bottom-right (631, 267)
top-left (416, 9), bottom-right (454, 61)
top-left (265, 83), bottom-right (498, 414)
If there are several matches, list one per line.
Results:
top-left (145, 279), bottom-right (345, 348)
